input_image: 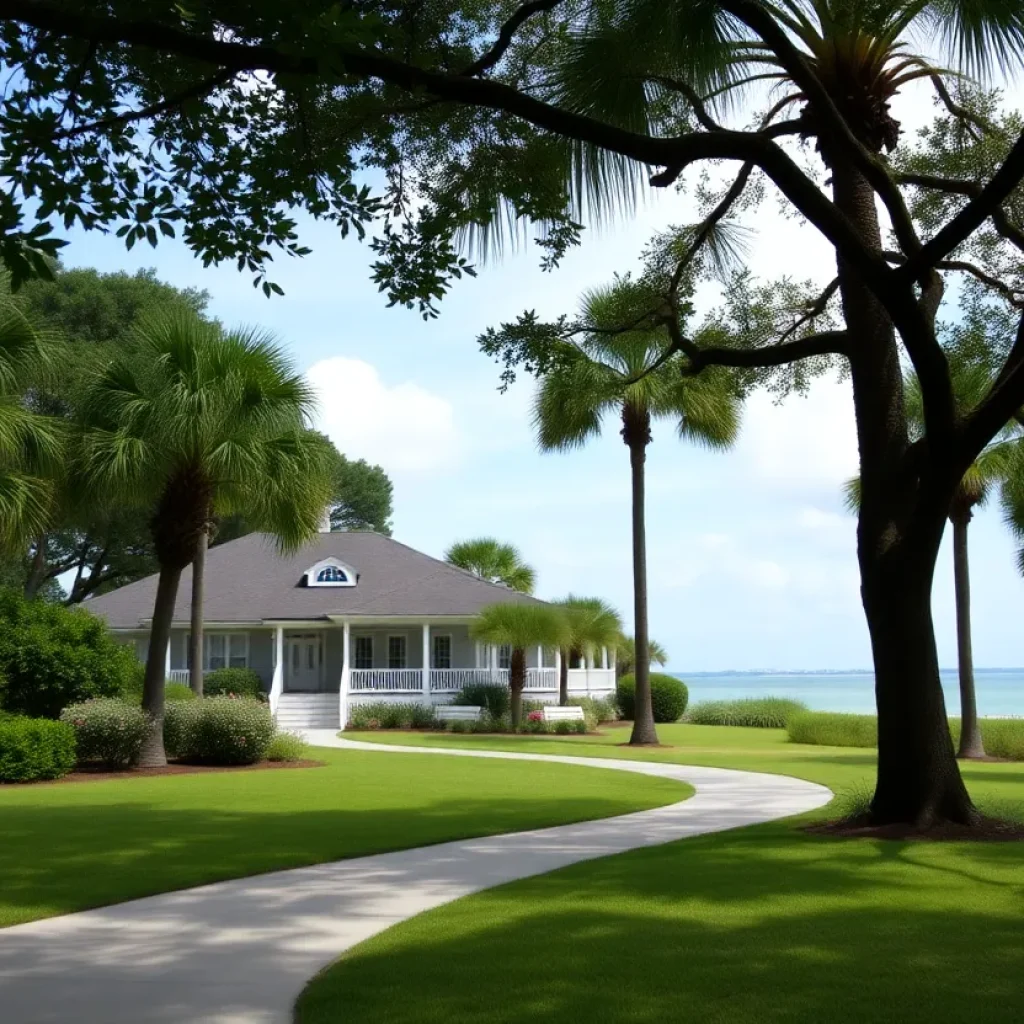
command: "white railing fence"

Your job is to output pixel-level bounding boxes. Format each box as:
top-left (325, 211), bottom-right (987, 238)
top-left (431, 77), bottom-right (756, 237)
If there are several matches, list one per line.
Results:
top-left (167, 670), bottom-right (191, 685)
top-left (524, 668), bottom-right (558, 691)
top-left (430, 668), bottom-right (507, 692)
top-left (349, 668), bottom-right (423, 692)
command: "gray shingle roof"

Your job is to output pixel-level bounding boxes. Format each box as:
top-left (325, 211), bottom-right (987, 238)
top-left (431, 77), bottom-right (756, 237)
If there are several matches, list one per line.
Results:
top-left (85, 532), bottom-right (546, 629)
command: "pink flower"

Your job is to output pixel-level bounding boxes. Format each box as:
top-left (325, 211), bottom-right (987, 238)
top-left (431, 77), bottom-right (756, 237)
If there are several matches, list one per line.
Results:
top-left (527, 711), bottom-right (543, 722)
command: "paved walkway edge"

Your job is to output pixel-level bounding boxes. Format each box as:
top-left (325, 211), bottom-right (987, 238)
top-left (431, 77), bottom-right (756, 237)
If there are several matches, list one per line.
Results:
top-left (0, 732), bottom-right (832, 1024)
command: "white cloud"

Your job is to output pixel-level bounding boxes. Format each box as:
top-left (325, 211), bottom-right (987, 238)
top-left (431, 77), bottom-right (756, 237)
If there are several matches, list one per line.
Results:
top-left (307, 357), bottom-right (461, 473)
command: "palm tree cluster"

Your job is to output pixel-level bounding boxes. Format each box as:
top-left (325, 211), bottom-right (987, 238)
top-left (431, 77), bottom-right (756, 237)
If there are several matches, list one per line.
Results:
top-left (445, 537), bottom-right (536, 593)
top-left (1, 305), bottom-right (335, 765)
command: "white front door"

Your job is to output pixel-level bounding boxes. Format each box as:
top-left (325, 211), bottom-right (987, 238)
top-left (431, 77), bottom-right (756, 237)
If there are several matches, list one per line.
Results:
top-left (285, 633), bottom-right (322, 691)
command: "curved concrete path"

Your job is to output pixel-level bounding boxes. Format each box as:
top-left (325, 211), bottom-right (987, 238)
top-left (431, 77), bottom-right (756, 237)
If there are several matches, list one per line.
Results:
top-left (0, 733), bottom-right (830, 1024)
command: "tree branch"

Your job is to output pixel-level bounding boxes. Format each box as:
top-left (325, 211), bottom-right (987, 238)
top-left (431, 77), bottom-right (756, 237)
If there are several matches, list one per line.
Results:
top-left (776, 277), bottom-right (839, 345)
top-left (884, 250), bottom-right (1024, 307)
top-left (962, 311), bottom-right (1024, 460)
top-left (463, 0), bottom-right (564, 77)
top-left (930, 75), bottom-right (997, 141)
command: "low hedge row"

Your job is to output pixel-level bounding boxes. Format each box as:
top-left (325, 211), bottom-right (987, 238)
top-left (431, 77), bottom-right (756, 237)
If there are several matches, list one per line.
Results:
top-left (687, 697), bottom-right (808, 729)
top-left (616, 673), bottom-right (688, 722)
top-left (347, 701), bottom-right (437, 730)
top-left (787, 711), bottom-right (1024, 761)
top-left (0, 716), bottom-right (77, 782)
top-left (165, 696), bottom-right (275, 765)
top-left (60, 698), bottom-right (150, 769)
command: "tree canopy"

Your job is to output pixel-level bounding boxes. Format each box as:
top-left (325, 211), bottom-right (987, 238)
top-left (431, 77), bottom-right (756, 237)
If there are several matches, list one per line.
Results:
top-left (445, 537), bottom-right (536, 593)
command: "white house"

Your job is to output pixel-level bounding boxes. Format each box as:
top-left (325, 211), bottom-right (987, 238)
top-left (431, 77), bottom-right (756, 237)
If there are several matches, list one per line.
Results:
top-left (85, 531), bottom-right (616, 729)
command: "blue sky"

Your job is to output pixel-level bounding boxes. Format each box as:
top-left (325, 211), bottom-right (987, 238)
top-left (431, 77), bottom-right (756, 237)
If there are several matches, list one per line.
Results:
top-left (59, 81), bottom-right (1024, 672)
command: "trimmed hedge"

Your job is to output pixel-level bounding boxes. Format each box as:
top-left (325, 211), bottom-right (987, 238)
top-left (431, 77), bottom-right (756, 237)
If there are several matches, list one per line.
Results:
top-left (452, 683), bottom-right (510, 719)
top-left (788, 711), bottom-right (1024, 760)
top-left (0, 589), bottom-right (136, 718)
top-left (616, 673), bottom-right (689, 723)
top-left (60, 698), bottom-right (150, 769)
top-left (203, 667), bottom-right (265, 699)
top-left (164, 696), bottom-right (275, 765)
top-left (688, 697), bottom-right (808, 729)
top-left (347, 701), bottom-right (437, 730)
top-left (0, 716), bottom-right (77, 782)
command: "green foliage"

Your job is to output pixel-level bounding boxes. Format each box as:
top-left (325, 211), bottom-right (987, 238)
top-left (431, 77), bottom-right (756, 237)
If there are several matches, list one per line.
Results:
top-left (688, 698), bottom-right (809, 729)
top-left (204, 667), bottom-right (264, 700)
top-left (164, 697), bottom-right (275, 765)
top-left (567, 696), bottom-right (618, 724)
top-left (615, 635), bottom-right (668, 677)
top-left (787, 712), bottom-right (880, 748)
top-left (331, 453), bottom-right (394, 535)
top-left (346, 702), bottom-right (437, 730)
top-left (553, 596), bottom-right (622, 661)
top-left (266, 731), bottom-right (310, 762)
top-left (0, 716), bottom-right (76, 782)
top-left (60, 698), bottom-right (149, 769)
top-left (453, 683), bottom-right (510, 719)
top-left (788, 711), bottom-right (1024, 760)
top-left (164, 683), bottom-right (196, 702)
top-left (616, 673), bottom-right (688, 723)
top-left (0, 589), bottom-right (136, 717)
top-left (471, 603), bottom-right (568, 650)
top-left (445, 538), bottom-right (536, 593)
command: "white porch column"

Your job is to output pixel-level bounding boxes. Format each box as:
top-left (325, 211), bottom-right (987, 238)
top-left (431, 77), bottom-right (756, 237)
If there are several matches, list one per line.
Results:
top-left (536, 646), bottom-right (543, 672)
top-left (340, 621), bottom-right (350, 727)
top-left (164, 635), bottom-right (171, 679)
top-left (601, 646), bottom-right (609, 670)
top-left (422, 623), bottom-right (431, 704)
top-left (270, 626), bottom-right (284, 715)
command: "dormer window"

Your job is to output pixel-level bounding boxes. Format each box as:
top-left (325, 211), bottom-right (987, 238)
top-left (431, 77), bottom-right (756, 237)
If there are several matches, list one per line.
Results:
top-left (317, 566), bottom-right (348, 584)
top-left (304, 557), bottom-right (358, 588)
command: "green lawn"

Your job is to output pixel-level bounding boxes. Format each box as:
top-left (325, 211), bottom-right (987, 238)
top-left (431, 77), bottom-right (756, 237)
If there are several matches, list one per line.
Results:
top-left (0, 746), bottom-right (689, 928)
top-left (297, 726), bottom-right (1024, 1024)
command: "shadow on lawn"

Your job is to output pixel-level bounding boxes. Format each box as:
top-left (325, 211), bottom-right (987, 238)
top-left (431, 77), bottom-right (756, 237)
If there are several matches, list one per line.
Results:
top-left (298, 824), bottom-right (1024, 1024)
top-left (0, 792), bottom-right (664, 925)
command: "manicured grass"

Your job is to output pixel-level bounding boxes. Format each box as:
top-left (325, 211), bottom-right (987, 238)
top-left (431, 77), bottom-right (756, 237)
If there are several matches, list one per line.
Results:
top-left (298, 727), bottom-right (1024, 1024)
top-left (0, 746), bottom-right (689, 928)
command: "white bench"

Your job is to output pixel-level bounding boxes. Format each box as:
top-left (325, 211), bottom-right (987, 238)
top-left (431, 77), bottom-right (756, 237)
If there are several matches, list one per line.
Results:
top-left (542, 705), bottom-right (585, 722)
top-left (437, 705), bottom-right (483, 722)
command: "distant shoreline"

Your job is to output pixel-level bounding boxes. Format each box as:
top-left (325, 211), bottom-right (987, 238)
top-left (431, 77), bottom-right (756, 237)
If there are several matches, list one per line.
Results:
top-left (675, 668), bottom-right (1024, 677)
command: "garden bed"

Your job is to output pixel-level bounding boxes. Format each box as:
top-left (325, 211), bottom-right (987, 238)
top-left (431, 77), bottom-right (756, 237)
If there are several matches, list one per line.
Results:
top-left (15, 759), bottom-right (325, 786)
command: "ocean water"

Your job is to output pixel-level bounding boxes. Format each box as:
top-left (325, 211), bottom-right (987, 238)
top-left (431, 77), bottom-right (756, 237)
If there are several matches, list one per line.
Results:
top-left (676, 670), bottom-right (1024, 718)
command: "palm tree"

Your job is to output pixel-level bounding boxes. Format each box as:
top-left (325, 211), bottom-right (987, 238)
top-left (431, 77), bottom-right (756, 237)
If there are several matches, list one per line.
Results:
top-left (445, 537), bottom-right (536, 593)
top-left (77, 312), bottom-right (335, 764)
top-left (471, 603), bottom-right (569, 727)
top-left (534, 282), bottom-right (739, 745)
top-left (0, 308), bottom-right (62, 558)
top-left (553, 596), bottom-right (623, 704)
top-left (845, 364), bottom-right (1022, 759)
top-left (615, 634), bottom-right (668, 681)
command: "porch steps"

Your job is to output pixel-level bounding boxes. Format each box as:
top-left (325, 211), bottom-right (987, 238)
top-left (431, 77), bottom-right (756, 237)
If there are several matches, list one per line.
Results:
top-left (275, 693), bottom-right (339, 730)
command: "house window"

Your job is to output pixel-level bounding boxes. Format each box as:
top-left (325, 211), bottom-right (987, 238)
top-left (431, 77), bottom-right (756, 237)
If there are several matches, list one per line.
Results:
top-left (354, 636), bottom-right (373, 669)
top-left (317, 566), bottom-right (348, 584)
top-left (186, 632), bottom-right (249, 670)
top-left (433, 635), bottom-right (452, 670)
top-left (388, 635), bottom-right (407, 669)
top-left (498, 644), bottom-right (512, 670)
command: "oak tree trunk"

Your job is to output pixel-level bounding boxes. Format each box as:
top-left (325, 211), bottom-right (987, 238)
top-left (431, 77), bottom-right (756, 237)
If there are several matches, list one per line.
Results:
top-left (510, 647), bottom-right (526, 728)
top-left (622, 405), bottom-right (657, 745)
top-left (951, 513), bottom-right (985, 759)
top-left (188, 526), bottom-right (208, 698)
top-left (831, 160), bottom-right (976, 825)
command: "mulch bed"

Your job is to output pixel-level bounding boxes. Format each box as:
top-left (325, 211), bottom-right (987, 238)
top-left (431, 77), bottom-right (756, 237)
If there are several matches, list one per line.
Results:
top-left (29, 759), bottom-right (325, 786)
top-left (806, 814), bottom-right (1024, 843)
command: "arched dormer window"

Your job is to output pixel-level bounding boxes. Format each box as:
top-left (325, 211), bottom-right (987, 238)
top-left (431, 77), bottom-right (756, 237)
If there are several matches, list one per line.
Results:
top-left (304, 557), bottom-right (358, 588)
top-left (317, 565), bottom-right (348, 584)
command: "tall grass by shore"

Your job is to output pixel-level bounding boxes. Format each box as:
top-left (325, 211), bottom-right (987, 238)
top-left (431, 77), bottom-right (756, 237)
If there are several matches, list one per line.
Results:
top-left (685, 697), bottom-right (807, 729)
top-left (787, 711), bottom-right (1024, 761)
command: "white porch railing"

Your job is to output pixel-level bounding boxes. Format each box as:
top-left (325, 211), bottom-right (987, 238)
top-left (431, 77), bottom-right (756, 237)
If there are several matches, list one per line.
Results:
top-left (430, 668), bottom-right (507, 692)
top-left (524, 668), bottom-right (558, 690)
top-left (349, 668), bottom-right (423, 692)
top-left (167, 670), bottom-right (190, 685)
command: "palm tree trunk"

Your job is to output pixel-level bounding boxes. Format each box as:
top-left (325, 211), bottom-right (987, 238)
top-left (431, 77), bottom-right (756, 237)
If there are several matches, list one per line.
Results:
top-left (623, 406), bottom-right (657, 746)
top-left (952, 512), bottom-right (985, 759)
top-left (188, 526), bottom-right (208, 697)
top-left (831, 160), bottom-right (975, 825)
top-left (23, 533), bottom-right (47, 599)
top-left (138, 563), bottom-right (181, 767)
top-left (510, 647), bottom-right (526, 728)
top-left (558, 647), bottom-right (569, 705)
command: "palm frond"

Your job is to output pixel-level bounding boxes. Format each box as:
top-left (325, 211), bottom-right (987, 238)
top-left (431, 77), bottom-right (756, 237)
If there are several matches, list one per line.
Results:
top-left (917, 0), bottom-right (1024, 79)
top-left (471, 601), bottom-right (569, 649)
top-left (445, 537), bottom-right (536, 593)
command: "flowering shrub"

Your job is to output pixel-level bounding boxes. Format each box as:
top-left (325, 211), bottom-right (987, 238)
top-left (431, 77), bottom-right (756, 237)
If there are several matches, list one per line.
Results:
top-left (60, 698), bottom-right (150, 768)
top-left (203, 668), bottom-right (265, 699)
top-left (165, 696), bottom-right (274, 765)
top-left (266, 731), bottom-right (309, 762)
top-left (346, 702), bottom-right (436, 730)
top-left (0, 716), bottom-right (76, 782)
top-left (568, 697), bottom-right (618, 724)
top-left (527, 710), bottom-right (544, 722)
